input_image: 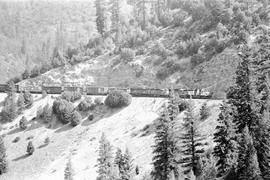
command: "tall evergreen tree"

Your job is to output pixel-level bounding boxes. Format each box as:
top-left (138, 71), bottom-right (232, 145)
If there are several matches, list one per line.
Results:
top-left (151, 105), bottom-right (179, 180)
top-left (96, 133), bottom-right (115, 180)
top-left (236, 126), bottom-right (261, 180)
top-left (179, 101), bottom-right (206, 179)
top-left (64, 159), bottom-right (74, 180)
top-left (136, 0), bottom-right (147, 30)
top-left (213, 101), bottom-right (238, 178)
top-left (109, 0), bottom-right (121, 51)
top-left (96, 0), bottom-right (108, 37)
top-left (0, 136), bottom-right (7, 175)
top-left (122, 148), bottom-right (133, 180)
top-left (249, 30), bottom-right (270, 179)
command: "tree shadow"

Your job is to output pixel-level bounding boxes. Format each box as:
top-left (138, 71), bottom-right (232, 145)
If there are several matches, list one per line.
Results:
top-left (7, 128), bottom-right (22, 135)
top-left (38, 143), bottom-right (48, 149)
top-left (55, 124), bottom-right (73, 133)
top-left (81, 106), bottom-right (125, 127)
top-left (12, 154), bottom-right (29, 162)
top-left (26, 119), bottom-right (44, 131)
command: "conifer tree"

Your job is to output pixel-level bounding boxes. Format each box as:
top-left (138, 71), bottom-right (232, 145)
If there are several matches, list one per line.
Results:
top-left (151, 105), bottom-right (179, 180)
top-left (0, 136), bottom-right (7, 175)
top-left (27, 141), bottom-right (34, 155)
top-left (122, 148), bottom-right (133, 180)
top-left (136, 0), bottom-right (147, 30)
top-left (23, 90), bottom-right (33, 108)
top-left (179, 101), bottom-right (206, 178)
top-left (213, 101), bottom-right (238, 178)
top-left (236, 126), bottom-right (261, 180)
top-left (96, 0), bottom-right (108, 37)
top-left (64, 159), bottom-right (74, 180)
top-left (96, 133), bottom-right (115, 180)
top-left (17, 92), bottom-right (25, 114)
top-left (19, 116), bottom-right (27, 130)
top-left (110, 0), bottom-right (121, 52)
top-left (249, 30), bottom-right (270, 179)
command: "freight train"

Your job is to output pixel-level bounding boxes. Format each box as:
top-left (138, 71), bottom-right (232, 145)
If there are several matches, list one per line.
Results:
top-left (0, 83), bottom-right (213, 99)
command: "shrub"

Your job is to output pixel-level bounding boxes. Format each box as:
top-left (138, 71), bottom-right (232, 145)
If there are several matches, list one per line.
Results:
top-left (190, 54), bottom-right (206, 68)
top-left (53, 99), bottom-right (74, 124)
top-left (17, 93), bottom-right (25, 114)
top-left (23, 91), bottom-right (33, 108)
top-left (178, 99), bottom-right (189, 112)
top-left (156, 68), bottom-right (170, 80)
top-left (70, 111), bottom-right (81, 127)
top-left (120, 48), bottom-right (135, 62)
top-left (61, 91), bottom-right (82, 102)
top-left (151, 42), bottom-right (169, 59)
top-left (105, 90), bottom-right (132, 108)
top-left (44, 137), bottom-right (50, 145)
top-left (94, 98), bottom-right (103, 105)
top-left (30, 66), bottom-right (40, 78)
top-left (22, 69), bottom-right (30, 79)
top-left (94, 46), bottom-right (103, 56)
top-left (27, 141), bottom-right (35, 155)
top-left (19, 116), bottom-right (27, 130)
top-left (12, 137), bottom-right (20, 143)
top-left (186, 39), bottom-right (202, 56)
top-left (204, 37), bottom-right (219, 52)
top-left (200, 102), bottom-right (210, 121)
top-left (78, 97), bottom-right (92, 111)
top-left (88, 113), bottom-right (94, 121)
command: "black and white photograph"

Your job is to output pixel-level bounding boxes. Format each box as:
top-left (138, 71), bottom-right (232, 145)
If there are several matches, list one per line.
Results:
top-left (0, 0), bottom-right (270, 179)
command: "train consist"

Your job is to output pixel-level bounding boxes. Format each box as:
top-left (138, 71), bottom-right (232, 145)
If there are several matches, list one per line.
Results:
top-left (0, 83), bottom-right (213, 99)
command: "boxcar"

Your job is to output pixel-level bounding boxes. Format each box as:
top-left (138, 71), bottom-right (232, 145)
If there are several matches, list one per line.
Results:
top-left (43, 86), bottom-right (63, 94)
top-left (86, 87), bottom-right (100, 95)
top-left (21, 85), bottom-right (42, 94)
top-left (64, 86), bottom-right (83, 93)
top-left (0, 84), bottom-right (7, 92)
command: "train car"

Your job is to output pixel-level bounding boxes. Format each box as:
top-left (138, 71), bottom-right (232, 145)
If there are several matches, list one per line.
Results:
top-left (86, 86), bottom-right (100, 95)
top-left (64, 86), bottom-right (83, 93)
top-left (0, 84), bottom-right (7, 92)
top-left (43, 85), bottom-right (63, 94)
top-left (130, 88), bottom-right (167, 97)
top-left (20, 85), bottom-right (42, 94)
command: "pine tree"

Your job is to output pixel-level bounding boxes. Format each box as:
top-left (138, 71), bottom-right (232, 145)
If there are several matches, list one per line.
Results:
top-left (27, 141), bottom-right (34, 155)
top-left (96, 0), bottom-right (108, 37)
top-left (151, 105), bottom-right (179, 180)
top-left (96, 133), bottom-right (115, 180)
top-left (114, 148), bottom-right (123, 179)
top-left (200, 102), bottom-right (210, 121)
top-left (236, 126), bottom-right (261, 180)
top-left (1, 84), bottom-right (17, 122)
top-left (226, 46), bottom-right (253, 133)
top-left (213, 101), bottom-right (238, 178)
top-left (0, 136), bottom-right (7, 175)
top-left (19, 116), bottom-right (27, 130)
top-left (23, 90), bottom-right (33, 108)
top-left (122, 148), bottom-right (133, 180)
top-left (135, 0), bottom-right (147, 30)
top-left (249, 30), bottom-right (270, 179)
top-left (179, 101), bottom-right (206, 178)
top-left (110, 0), bottom-right (121, 52)
top-left (64, 159), bottom-right (74, 180)
top-left (17, 92), bottom-right (25, 114)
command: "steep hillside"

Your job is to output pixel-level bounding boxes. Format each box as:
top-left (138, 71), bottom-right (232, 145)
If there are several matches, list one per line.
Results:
top-left (0, 0), bottom-right (96, 83)
top-left (0, 94), bottom-right (221, 180)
